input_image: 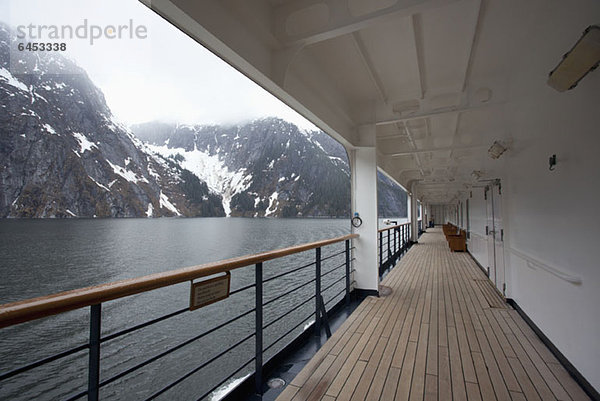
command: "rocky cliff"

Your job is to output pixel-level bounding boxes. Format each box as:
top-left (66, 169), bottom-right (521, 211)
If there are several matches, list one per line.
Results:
top-left (0, 24), bottom-right (224, 218)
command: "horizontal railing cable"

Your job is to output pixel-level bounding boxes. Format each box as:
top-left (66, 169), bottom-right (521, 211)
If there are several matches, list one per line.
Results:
top-left (321, 262), bottom-right (346, 278)
top-left (264, 280), bottom-right (349, 355)
top-left (321, 274), bottom-right (346, 293)
top-left (325, 288), bottom-right (347, 307)
top-left (101, 307), bottom-right (189, 343)
top-left (320, 249), bottom-right (346, 262)
top-left (262, 260), bottom-right (315, 283)
top-left (63, 388), bottom-right (87, 401)
top-left (99, 308), bottom-right (256, 388)
top-left (263, 294), bottom-right (315, 330)
top-left (0, 343), bottom-right (89, 381)
top-left (144, 333), bottom-right (256, 401)
top-left (229, 283), bottom-right (257, 296)
top-left (263, 310), bottom-right (315, 354)
top-left (262, 278), bottom-right (316, 307)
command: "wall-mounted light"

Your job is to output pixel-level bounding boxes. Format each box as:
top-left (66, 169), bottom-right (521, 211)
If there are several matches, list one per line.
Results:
top-left (548, 25), bottom-right (600, 92)
top-left (488, 141), bottom-right (507, 159)
top-left (549, 154), bottom-right (557, 171)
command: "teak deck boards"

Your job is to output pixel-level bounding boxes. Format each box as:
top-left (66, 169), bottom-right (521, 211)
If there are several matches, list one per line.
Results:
top-left (276, 228), bottom-right (590, 401)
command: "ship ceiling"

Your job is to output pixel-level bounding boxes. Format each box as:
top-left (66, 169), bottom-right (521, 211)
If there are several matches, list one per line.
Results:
top-left (149, 0), bottom-right (600, 204)
top-left (273, 0), bottom-right (502, 204)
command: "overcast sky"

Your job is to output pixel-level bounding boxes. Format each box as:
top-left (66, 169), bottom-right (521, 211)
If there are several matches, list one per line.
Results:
top-left (1, 0), bottom-right (318, 130)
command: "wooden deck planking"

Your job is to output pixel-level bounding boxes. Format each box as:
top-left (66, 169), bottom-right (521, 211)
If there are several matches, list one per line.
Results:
top-left (276, 228), bottom-right (590, 401)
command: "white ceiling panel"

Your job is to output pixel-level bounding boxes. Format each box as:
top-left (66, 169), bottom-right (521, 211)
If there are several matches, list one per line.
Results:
top-left (306, 34), bottom-right (381, 103)
top-left (419, 0), bottom-right (480, 94)
top-left (357, 16), bottom-right (423, 102)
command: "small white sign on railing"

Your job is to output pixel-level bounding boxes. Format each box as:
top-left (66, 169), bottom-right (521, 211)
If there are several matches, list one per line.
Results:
top-left (189, 272), bottom-right (231, 311)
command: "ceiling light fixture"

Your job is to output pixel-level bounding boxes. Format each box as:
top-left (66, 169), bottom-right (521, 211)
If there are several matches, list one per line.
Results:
top-left (471, 170), bottom-right (484, 180)
top-left (488, 141), bottom-right (507, 159)
top-left (548, 25), bottom-right (600, 92)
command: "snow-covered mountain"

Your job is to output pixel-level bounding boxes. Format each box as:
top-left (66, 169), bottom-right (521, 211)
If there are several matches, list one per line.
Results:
top-left (132, 119), bottom-right (352, 217)
top-left (0, 21), bottom-right (407, 219)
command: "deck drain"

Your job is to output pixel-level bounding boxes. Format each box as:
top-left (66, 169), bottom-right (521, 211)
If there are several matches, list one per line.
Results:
top-left (379, 285), bottom-right (393, 297)
top-left (267, 378), bottom-right (286, 389)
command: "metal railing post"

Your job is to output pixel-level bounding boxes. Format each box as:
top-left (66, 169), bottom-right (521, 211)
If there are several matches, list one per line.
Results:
top-left (379, 231), bottom-right (383, 271)
top-left (315, 247), bottom-right (322, 336)
top-left (400, 225), bottom-right (403, 249)
top-left (394, 228), bottom-right (397, 255)
top-left (345, 240), bottom-right (350, 307)
top-left (88, 304), bottom-right (101, 401)
top-left (387, 230), bottom-right (391, 259)
top-left (401, 225), bottom-right (405, 250)
top-left (255, 263), bottom-right (263, 395)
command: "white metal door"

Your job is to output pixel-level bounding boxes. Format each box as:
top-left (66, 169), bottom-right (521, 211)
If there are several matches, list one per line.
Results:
top-left (485, 183), bottom-right (505, 294)
top-left (486, 186), bottom-right (494, 280)
top-left (492, 183), bottom-right (505, 294)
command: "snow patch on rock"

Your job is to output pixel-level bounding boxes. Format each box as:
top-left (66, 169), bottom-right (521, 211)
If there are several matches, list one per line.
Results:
top-left (107, 160), bottom-right (149, 184)
top-left (159, 191), bottom-right (181, 216)
top-left (42, 124), bottom-right (58, 135)
top-left (88, 176), bottom-right (110, 191)
top-left (0, 67), bottom-right (28, 92)
top-left (147, 144), bottom-right (252, 216)
top-left (72, 132), bottom-right (97, 154)
top-left (265, 191), bottom-right (279, 217)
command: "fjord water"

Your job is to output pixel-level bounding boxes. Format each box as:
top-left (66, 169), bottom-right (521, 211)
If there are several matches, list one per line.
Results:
top-left (0, 218), bottom-right (350, 400)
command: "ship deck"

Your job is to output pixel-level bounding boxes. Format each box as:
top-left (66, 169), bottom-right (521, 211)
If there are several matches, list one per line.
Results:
top-left (275, 228), bottom-right (590, 401)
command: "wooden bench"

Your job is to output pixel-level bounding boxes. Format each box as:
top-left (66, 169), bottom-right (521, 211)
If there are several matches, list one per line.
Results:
top-left (447, 229), bottom-right (467, 252)
top-left (442, 223), bottom-right (457, 237)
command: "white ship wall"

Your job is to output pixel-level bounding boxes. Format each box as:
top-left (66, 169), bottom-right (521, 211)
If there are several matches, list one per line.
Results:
top-left (461, 31), bottom-right (600, 389)
top-left (501, 81), bottom-right (600, 391)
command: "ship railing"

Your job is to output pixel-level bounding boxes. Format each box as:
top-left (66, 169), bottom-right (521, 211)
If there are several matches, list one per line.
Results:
top-left (377, 222), bottom-right (411, 278)
top-left (0, 233), bottom-right (358, 401)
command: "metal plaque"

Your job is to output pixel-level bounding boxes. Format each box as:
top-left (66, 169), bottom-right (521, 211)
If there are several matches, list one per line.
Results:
top-left (189, 272), bottom-right (231, 311)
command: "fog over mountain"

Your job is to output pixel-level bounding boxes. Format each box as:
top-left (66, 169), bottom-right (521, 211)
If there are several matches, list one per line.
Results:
top-left (0, 23), bottom-right (407, 219)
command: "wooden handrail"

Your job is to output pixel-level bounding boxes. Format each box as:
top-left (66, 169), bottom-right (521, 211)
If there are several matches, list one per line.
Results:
top-left (0, 233), bottom-right (359, 329)
top-left (378, 222), bottom-right (409, 233)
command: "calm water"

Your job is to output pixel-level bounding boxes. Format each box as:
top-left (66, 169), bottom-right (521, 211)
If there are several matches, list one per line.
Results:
top-left (0, 218), bottom-right (351, 400)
